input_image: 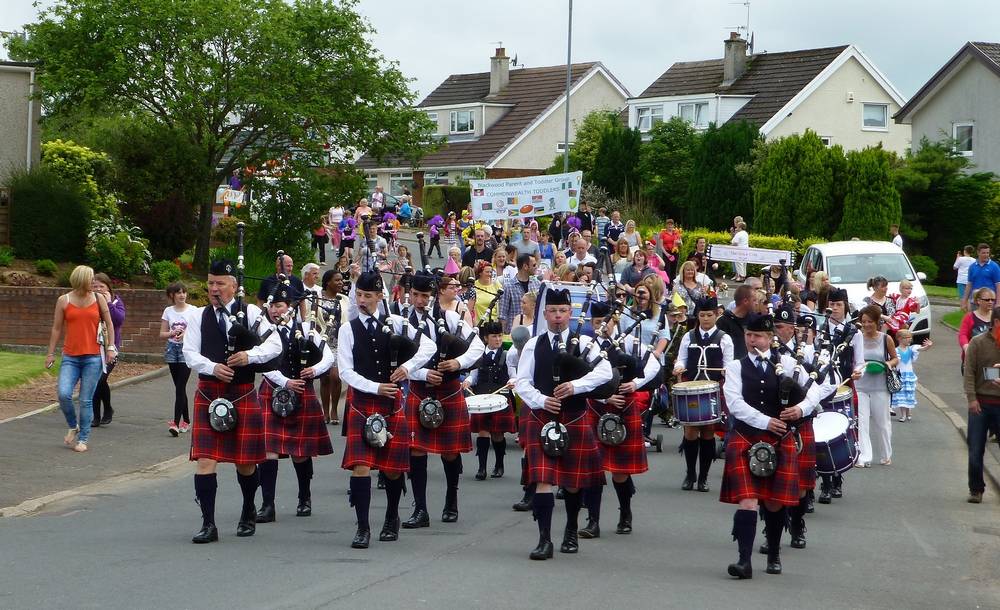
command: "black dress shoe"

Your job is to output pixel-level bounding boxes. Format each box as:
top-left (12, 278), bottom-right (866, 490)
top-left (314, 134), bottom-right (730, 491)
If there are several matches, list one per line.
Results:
top-left (560, 527), bottom-right (579, 554)
top-left (296, 499), bottom-right (312, 517)
top-left (475, 468), bottom-right (487, 481)
top-left (818, 489), bottom-right (832, 504)
top-left (759, 540), bottom-right (770, 555)
top-left (616, 510), bottom-right (632, 535)
top-left (401, 508), bottom-right (430, 529)
top-left (512, 498), bottom-right (533, 512)
top-left (236, 518), bottom-right (256, 538)
top-left (91, 419), bottom-right (101, 428)
top-left (351, 527), bottom-right (371, 549)
top-left (681, 476), bottom-right (694, 491)
top-left (805, 496), bottom-right (815, 514)
top-left (530, 535), bottom-right (554, 560)
top-left (100, 414), bottom-right (113, 426)
top-left (790, 533), bottom-right (806, 549)
top-left (192, 524), bottom-right (219, 544)
top-left (490, 466), bottom-right (504, 478)
top-left (766, 557), bottom-right (782, 574)
top-left (727, 559), bottom-right (752, 579)
top-left (696, 481), bottom-right (710, 493)
top-left (831, 486), bottom-right (843, 499)
top-left (441, 508), bottom-right (458, 523)
top-left (379, 517), bottom-right (400, 542)
top-left (578, 519), bottom-right (600, 539)
top-left (256, 504), bottom-right (276, 523)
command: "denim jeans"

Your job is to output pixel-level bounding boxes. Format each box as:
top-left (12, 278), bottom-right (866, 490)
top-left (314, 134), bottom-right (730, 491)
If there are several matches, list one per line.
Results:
top-left (58, 354), bottom-right (103, 444)
top-left (968, 401), bottom-right (1000, 493)
top-left (957, 283), bottom-right (966, 299)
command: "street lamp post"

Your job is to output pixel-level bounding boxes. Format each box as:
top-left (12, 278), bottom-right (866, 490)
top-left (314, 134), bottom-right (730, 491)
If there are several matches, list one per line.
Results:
top-left (562, 0), bottom-right (573, 173)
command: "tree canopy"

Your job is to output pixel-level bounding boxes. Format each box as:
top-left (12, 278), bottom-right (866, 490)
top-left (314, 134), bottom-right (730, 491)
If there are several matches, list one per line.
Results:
top-left (685, 121), bottom-right (759, 230)
top-left (752, 130), bottom-right (835, 239)
top-left (637, 117), bottom-right (698, 220)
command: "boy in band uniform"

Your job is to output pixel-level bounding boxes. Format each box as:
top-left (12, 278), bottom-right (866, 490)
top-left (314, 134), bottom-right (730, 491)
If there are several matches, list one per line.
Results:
top-left (465, 321), bottom-right (517, 480)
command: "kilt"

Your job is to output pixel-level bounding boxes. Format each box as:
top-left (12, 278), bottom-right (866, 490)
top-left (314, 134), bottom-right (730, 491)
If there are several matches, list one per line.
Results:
top-left (406, 380), bottom-right (473, 454)
top-left (341, 389), bottom-right (410, 475)
top-left (190, 379), bottom-right (266, 465)
top-left (525, 408), bottom-right (606, 490)
top-left (719, 426), bottom-right (799, 506)
top-left (469, 393), bottom-right (516, 434)
top-left (796, 419), bottom-right (816, 491)
top-left (588, 392), bottom-right (649, 475)
top-left (517, 398), bottom-right (530, 448)
top-left (258, 379), bottom-right (333, 458)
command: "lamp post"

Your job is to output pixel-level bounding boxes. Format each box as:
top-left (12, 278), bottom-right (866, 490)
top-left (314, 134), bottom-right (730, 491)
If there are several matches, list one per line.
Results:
top-left (562, 0), bottom-right (573, 173)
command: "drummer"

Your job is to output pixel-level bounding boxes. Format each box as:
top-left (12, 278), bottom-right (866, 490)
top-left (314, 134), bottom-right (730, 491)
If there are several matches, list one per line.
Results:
top-left (672, 296), bottom-right (734, 492)
top-left (464, 321), bottom-right (517, 480)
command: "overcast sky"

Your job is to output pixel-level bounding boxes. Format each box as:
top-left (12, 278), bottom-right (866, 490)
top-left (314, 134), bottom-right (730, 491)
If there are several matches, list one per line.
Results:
top-left (3, 0), bottom-right (999, 101)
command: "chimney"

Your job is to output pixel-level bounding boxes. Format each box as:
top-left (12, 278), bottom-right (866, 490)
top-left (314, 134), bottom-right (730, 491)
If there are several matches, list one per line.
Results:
top-left (489, 47), bottom-right (509, 96)
top-left (722, 32), bottom-right (748, 88)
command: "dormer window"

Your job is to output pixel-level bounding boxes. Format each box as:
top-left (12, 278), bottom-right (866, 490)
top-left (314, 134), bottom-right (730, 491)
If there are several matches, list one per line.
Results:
top-left (636, 105), bottom-right (663, 132)
top-left (450, 110), bottom-right (476, 134)
top-left (679, 102), bottom-right (709, 128)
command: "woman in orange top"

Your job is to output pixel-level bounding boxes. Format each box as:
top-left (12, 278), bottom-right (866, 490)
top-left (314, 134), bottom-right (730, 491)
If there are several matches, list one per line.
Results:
top-left (46, 265), bottom-right (116, 452)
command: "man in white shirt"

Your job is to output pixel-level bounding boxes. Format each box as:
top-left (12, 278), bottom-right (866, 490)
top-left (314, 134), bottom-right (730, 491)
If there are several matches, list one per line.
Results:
top-left (567, 237), bottom-right (597, 271)
top-left (890, 224), bottom-right (903, 249)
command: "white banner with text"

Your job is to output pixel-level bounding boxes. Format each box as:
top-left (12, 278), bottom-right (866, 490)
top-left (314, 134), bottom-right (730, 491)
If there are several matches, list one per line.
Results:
top-left (470, 171), bottom-right (583, 221)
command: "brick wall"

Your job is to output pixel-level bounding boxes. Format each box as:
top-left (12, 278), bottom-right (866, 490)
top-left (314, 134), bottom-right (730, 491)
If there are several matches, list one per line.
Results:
top-left (0, 286), bottom-right (170, 355)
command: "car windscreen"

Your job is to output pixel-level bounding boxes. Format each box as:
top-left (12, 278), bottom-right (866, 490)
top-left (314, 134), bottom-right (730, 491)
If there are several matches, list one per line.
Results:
top-left (826, 253), bottom-right (915, 284)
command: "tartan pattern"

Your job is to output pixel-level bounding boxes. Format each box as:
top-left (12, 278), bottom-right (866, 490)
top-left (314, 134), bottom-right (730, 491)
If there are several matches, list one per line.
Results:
top-left (796, 419), bottom-right (816, 490)
top-left (719, 428), bottom-right (800, 506)
top-left (190, 380), bottom-right (266, 464)
top-left (517, 398), bottom-right (530, 448)
top-left (588, 392), bottom-right (650, 475)
top-left (406, 380), bottom-right (473, 454)
top-left (469, 393), bottom-right (517, 434)
top-left (524, 408), bottom-right (607, 490)
top-left (258, 379), bottom-right (333, 458)
top-left (341, 389), bottom-right (411, 475)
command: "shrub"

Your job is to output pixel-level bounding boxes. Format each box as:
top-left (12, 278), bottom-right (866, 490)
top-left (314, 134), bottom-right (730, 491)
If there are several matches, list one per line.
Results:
top-left (87, 231), bottom-right (151, 280)
top-left (35, 259), bottom-right (57, 276)
top-left (0, 246), bottom-right (13, 267)
top-left (7, 167), bottom-right (89, 261)
top-left (210, 244), bottom-right (275, 298)
top-left (909, 254), bottom-right (940, 283)
top-left (56, 268), bottom-right (72, 287)
top-left (150, 260), bottom-right (183, 289)
top-left (41, 139), bottom-right (119, 222)
top-left (212, 216), bottom-right (241, 245)
top-left (422, 185), bottom-right (470, 219)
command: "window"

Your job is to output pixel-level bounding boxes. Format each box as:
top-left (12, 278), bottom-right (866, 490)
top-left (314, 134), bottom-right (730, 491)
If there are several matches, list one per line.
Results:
top-left (826, 253), bottom-right (915, 284)
top-left (862, 103), bottom-right (888, 130)
top-left (424, 171), bottom-right (449, 186)
top-left (450, 110), bottom-right (475, 134)
top-left (819, 136), bottom-right (832, 147)
top-left (389, 172), bottom-right (413, 196)
top-left (953, 123), bottom-right (974, 156)
top-left (678, 102), bottom-right (709, 128)
top-left (425, 112), bottom-right (438, 131)
top-left (365, 173), bottom-right (378, 193)
top-left (555, 142), bottom-right (574, 153)
top-left (635, 105), bottom-right (663, 132)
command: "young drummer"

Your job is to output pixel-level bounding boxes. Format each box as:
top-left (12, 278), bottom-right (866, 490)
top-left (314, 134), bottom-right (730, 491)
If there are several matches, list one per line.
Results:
top-left (464, 321), bottom-right (516, 480)
top-left (401, 273), bottom-right (485, 527)
top-left (721, 313), bottom-right (834, 579)
top-left (182, 260), bottom-right (283, 544)
top-left (337, 271), bottom-right (435, 549)
top-left (255, 289), bottom-right (335, 523)
top-left (515, 288), bottom-right (613, 560)
top-left (580, 301), bottom-right (660, 538)
top-left (672, 296), bottom-right (734, 492)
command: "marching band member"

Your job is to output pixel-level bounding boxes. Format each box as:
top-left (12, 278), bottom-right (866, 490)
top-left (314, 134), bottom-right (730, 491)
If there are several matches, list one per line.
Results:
top-left (255, 289), bottom-right (335, 524)
top-left (464, 321), bottom-right (516, 480)
top-left (337, 271), bottom-right (435, 549)
top-left (721, 313), bottom-right (834, 579)
top-left (401, 273), bottom-right (485, 527)
top-left (182, 260), bottom-right (283, 544)
top-left (672, 296), bottom-right (734, 492)
top-left (515, 288), bottom-right (612, 560)
top-left (579, 301), bottom-right (659, 539)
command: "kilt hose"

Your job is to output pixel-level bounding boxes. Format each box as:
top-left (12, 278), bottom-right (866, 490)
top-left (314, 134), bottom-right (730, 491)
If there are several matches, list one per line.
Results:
top-left (796, 419), bottom-right (816, 491)
top-left (469, 393), bottom-right (517, 434)
top-left (525, 408), bottom-right (606, 490)
top-left (588, 392), bottom-right (650, 476)
top-left (190, 379), bottom-right (266, 465)
top-left (719, 426), bottom-right (800, 506)
top-left (341, 389), bottom-right (410, 475)
top-left (258, 378), bottom-right (333, 458)
top-left (406, 380), bottom-right (473, 454)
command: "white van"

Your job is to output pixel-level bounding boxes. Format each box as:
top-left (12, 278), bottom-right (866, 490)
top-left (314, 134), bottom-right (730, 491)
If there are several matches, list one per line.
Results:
top-left (796, 240), bottom-right (931, 337)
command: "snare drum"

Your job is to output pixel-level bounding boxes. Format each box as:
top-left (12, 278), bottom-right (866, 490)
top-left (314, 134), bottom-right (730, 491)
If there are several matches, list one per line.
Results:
top-left (466, 394), bottom-right (508, 415)
top-left (671, 380), bottom-right (721, 426)
top-left (813, 411), bottom-right (857, 475)
top-left (822, 385), bottom-right (854, 420)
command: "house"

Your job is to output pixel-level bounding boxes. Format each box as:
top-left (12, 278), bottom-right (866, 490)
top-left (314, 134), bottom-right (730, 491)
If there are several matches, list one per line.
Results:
top-left (894, 42), bottom-right (1000, 176)
top-left (626, 34), bottom-right (910, 154)
top-left (0, 61), bottom-right (41, 245)
top-left (355, 48), bottom-right (630, 202)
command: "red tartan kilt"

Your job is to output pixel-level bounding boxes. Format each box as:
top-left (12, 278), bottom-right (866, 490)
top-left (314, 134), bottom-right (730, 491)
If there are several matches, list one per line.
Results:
top-left (719, 427), bottom-right (800, 506)
top-left (341, 389), bottom-right (411, 475)
top-left (258, 379), bottom-right (333, 458)
top-left (524, 408), bottom-right (606, 490)
top-left (190, 380), bottom-right (266, 464)
top-left (517, 399), bottom-right (530, 448)
top-left (406, 380), bottom-right (473, 454)
top-left (469, 394), bottom-right (517, 434)
top-left (797, 420), bottom-right (816, 490)
top-left (588, 393), bottom-right (650, 475)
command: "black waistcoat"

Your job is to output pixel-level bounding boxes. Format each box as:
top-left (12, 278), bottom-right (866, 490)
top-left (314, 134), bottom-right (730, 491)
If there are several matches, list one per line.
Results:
top-left (275, 322), bottom-right (323, 379)
top-left (533, 333), bottom-right (588, 414)
top-left (199, 305), bottom-right (255, 385)
top-left (473, 349), bottom-right (509, 394)
top-left (350, 317), bottom-right (393, 384)
top-left (738, 356), bottom-right (781, 426)
top-left (685, 328), bottom-right (724, 382)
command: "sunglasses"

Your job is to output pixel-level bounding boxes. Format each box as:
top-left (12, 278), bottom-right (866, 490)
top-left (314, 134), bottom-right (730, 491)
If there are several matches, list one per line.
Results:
top-left (979, 298), bottom-right (996, 302)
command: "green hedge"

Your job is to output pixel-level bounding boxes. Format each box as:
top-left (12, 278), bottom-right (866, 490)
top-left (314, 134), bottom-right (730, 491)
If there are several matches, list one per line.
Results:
top-left (150, 260), bottom-right (183, 289)
top-left (7, 167), bottom-right (88, 261)
top-left (909, 254), bottom-right (939, 282)
top-left (422, 185), bottom-right (471, 219)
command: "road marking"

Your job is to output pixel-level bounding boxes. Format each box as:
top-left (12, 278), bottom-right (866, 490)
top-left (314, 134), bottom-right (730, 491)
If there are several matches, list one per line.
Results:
top-left (902, 517), bottom-right (939, 558)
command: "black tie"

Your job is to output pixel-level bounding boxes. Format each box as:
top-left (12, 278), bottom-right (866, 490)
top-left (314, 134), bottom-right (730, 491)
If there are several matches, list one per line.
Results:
top-left (366, 318), bottom-right (377, 338)
top-left (216, 307), bottom-right (228, 338)
top-left (702, 332), bottom-right (710, 343)
top-left (757, 357), bottom-right (767, 377)
top-left (552, 334), bottom-right (561, 352)
top-left (280, 326), bottom-right (290, 342)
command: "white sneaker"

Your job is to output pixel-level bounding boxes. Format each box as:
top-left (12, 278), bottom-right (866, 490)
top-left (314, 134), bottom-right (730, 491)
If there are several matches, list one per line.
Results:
top-left (898, 417), bottom-right (906, 422)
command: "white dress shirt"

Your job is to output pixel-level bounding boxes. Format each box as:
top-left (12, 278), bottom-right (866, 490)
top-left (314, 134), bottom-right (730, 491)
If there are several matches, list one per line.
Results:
top-left (182, 299), bottom-right (282, 377)
top-left (723, 350), bottom-right (835, 431)
top-left (673, 326), bottom-right (735, 374)
top-left (336, 312), bottom-right (435, 395)
top-left (263, 320), bottom-right (337, 388)
top-left (515, 329), bottom-right (612, 410)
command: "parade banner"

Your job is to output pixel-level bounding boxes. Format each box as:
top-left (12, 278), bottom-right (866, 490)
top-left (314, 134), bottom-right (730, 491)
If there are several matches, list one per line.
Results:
top-left (470, 171), bottom-right (583, 221)
top-left (706, 244), bottom-right (796, 267)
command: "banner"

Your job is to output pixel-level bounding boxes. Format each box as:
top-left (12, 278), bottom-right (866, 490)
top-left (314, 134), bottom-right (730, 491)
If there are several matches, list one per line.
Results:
top-left (470, 171), bottom-right (583, 221)
top-left (706, 244), bottom-right (796, 267)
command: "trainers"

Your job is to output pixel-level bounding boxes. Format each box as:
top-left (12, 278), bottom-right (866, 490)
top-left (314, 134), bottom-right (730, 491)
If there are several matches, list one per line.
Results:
top-left (968, 492), bottom-right (983, 504)
top-left (898, 417), bottom-right (906, 422)
top-left (179, 421), bottom-right (190, 433)
top-left (169, 422), bottom-right (179, 437)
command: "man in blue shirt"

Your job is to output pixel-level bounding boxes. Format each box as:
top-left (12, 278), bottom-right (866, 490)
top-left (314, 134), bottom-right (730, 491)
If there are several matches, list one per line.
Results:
top-left (962, 243), bottom-right (1000, 312)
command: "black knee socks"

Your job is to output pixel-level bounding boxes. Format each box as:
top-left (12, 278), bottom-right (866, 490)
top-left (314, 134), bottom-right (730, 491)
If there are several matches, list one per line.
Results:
top-left (476, 437), bottom-right (490, 471)
top-left (732, 509), bottom-right (757, 562)
top-left (259, 459), bottom-right (279, 507)
top-left (492, 438), bottom-right (506, 469)
top-left (763, 507), bottom-right (786, 557)
top-left (236, 469), bottom-right (259, 516)
top-left (409, 455), bottom-right (428, 512)
top-left (293, 458), bottom-right (313, 501)
top-left (442, 457), bottom-right (461, 508)
top-left (682, 438), bottom-right (698, 479)
top-left (613, 479), bottom-right (633, 514)
top-left (533, 492), bottom-right (554, 536)
top-left (698, 438), bottom-right (715, 483)
top-left (789, 496), bottom-right (807, 531)
top-left (384, 475), bottom-right (404, 521)
top-left (194, 473), bottom-right (217, 527)
top-left (563, 490), bottom-right (582, 532)
top-left (583, 486), bottom-right (602, 523)
top-left (349, 476), bottom-right (371, 530)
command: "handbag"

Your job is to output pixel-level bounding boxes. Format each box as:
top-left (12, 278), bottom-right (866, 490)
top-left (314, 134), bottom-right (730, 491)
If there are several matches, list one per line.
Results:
top-left (883, 334), bottom-right (903, 394)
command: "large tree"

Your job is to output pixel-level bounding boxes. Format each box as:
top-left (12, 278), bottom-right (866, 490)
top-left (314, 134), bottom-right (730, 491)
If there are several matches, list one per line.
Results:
top-left (637, 117), bottom-right (698, 221)
top-left (590, 122), bottom-right (641, 199)
top-left (9, 0), bottom-right (435, 271)
top-left (752, 130), bottom-right (835, 238)
top-left (835, 146), bottom-right (901, 241)
top-left (546, 108), bottom-right (621, 177)
top-left (685, 120), bottom-right (759, 229)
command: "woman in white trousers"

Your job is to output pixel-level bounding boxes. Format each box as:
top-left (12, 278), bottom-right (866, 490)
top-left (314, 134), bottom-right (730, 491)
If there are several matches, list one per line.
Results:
top-left (854, 305), bottom-right (899, 466)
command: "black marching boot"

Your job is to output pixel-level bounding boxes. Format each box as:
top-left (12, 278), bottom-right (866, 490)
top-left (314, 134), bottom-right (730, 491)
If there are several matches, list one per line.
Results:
top-left (727, 509), bottom-right (756, 579)
top-left (192, 473), bottom-right (219, 544)
top-left (380, 475), bottom-right (404, 542)
top-left (491, 438), bottom-right (506, 478)
top-left (818, 476), bottom-right (833, 504)
top-left (613, 478), bottom-right (634, 534)
top-left (349, 476), bottom-right (372, 549)
top-left (441, 457), bottom-right (460, 523)
top-left (513, 482), bottom-right (536, 512)
top-left (578, 486), bottom-right (601, 539)
top-left (764, 507), bottom-right (786, 574)
top-left (831, 474), bottom-right (843, 498)
top-left (236, 469), bottom-right (259, 537)
top-left (530, 493), bottom-right (555, 560)
top-left (475, 437), bottom-right (490, 480)
top-left (256, 459), bottom-right (278, 523)
top-left (697, 438), bottom-right (714, 492)
top-left (293, 458), bottom-right (313, 517)
top-left (560, 490), bottom-right (581, 553)
top-left (681, 438), bottom-right (698, 490)
top-left (789, 497), bottom-right (807, 549)
top-left (402, 455), bottom-right (430, 528)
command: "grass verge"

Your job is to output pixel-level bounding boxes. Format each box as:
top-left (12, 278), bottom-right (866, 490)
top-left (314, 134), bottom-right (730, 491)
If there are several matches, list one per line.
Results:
top-left (923, 284), bottom-right (959, 299)
top-left (941, 309), bottom-right (964, 330)
top-left (0, 351), bottom-right (59, 390)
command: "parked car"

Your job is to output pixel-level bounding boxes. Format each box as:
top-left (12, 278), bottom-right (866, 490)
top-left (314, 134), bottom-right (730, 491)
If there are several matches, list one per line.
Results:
top-left (796, 240), bottom-right (931, 337)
